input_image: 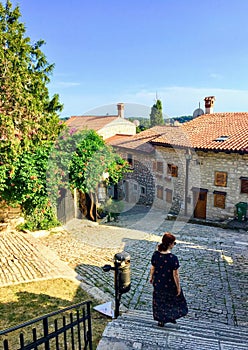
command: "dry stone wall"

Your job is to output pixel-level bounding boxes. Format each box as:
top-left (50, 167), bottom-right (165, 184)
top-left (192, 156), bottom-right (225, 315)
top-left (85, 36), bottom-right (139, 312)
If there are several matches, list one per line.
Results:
top-left (0, 201), bottom-right (23, 231)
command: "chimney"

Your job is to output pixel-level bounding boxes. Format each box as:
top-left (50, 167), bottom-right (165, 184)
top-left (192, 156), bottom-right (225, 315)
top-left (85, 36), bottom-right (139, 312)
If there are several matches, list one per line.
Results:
top-left (204, 96), bottom-right (215, 114)
top-left (117, 103), bottom-right (124, 118)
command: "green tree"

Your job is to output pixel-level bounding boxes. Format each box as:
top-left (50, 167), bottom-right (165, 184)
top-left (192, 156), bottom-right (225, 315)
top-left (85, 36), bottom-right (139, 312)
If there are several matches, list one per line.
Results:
top-left (48, 129), bottom-right (130, 221)
top-left (150, 99), bottom-right (164, 127)
top-left (0, 1), bottom-right (129, 228)
top-left (0, 1), bottom-right (63, 228)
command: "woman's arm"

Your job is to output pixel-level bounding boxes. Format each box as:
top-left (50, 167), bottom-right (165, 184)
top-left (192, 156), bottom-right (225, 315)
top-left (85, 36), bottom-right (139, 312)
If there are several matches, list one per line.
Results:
top-left (173, 269), bottom-right (181, 296)
top-left (149, 265), bottom-right (155, 284)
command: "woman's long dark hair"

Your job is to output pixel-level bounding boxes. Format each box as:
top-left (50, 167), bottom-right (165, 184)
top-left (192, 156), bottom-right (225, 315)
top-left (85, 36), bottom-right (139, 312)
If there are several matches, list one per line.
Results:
top-left (158, 232), bottom-right (176, 252)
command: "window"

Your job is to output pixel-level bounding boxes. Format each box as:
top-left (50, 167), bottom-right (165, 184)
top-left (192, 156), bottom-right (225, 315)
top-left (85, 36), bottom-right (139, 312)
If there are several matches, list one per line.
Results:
top-left (213, 191), bottom-right (226, 209)
top-left (140, 186), bottom-right (146, 196)
top-left (153, 161), bottom-right (163, 173)
top-left (214, 135), bottom-right (229, 142)
top-left (165, 189), bottom-right (172, 203)
top-left (153, 161), bottom-right (157, 172)
top-left (167, 164), bottom-right (178, 177)
top-left (240, 177), bottom-right (248, 194)
top-left (156, 161), bottom-right (163, 173)
top-left (157, 185), bottom-right (164, 200)
top-left (214, 171), bottom-right (227, 187)
top-left (127, 153), bottom-right (133, 167)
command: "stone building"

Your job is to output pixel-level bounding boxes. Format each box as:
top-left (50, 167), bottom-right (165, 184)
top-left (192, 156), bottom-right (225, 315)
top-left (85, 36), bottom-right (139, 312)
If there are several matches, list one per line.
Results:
top-left (66, 103), bottom-right (136, 140)
top-left (109, 97), bottom-right (248, 222)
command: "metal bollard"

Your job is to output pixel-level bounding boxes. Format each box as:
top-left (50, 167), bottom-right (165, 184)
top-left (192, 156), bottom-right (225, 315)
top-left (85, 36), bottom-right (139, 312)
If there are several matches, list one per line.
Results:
top-left (102, 251), bottom-right (131, 318)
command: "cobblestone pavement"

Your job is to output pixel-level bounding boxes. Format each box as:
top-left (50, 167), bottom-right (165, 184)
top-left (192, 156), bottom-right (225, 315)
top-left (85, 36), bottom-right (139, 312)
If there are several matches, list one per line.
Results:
top-left (43, 206), bottom-right (248, 328)
top-left (1, 205), bottom-right (248, 330)
top-left (0, 229), bottom-right (77, 287)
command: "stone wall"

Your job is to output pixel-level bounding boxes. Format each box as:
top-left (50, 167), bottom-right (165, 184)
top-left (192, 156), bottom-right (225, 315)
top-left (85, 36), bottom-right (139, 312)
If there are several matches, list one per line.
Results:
top-left (154, 148), bottom-right (248, 221)
top-left (117, 146), bottom-right (248, 221)
top-left (0, 201), bottom-right (23, 231)
top-left (190, 151), bottom-right (248, 220)
top-left (152, 147), bottom-right (188, 215)
top-left (117, 150), bottom-right (155, 206)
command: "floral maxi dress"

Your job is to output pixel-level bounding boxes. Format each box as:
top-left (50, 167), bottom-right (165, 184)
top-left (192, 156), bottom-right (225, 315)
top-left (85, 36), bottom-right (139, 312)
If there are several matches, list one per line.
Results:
top-left (151, 251), bottom-right (188, 323)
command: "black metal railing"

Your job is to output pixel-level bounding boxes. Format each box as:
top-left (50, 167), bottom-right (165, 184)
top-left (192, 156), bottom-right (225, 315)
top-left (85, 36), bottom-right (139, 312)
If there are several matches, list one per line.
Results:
top-left (0, 301), bottom-right (92, 350)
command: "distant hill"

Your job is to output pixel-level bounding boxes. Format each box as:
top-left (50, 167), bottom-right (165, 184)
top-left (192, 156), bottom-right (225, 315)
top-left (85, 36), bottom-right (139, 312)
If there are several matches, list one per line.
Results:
top-left (168, 115), bottom-right (193, 123)
top-left (127, 115), bottom-right (193, 131)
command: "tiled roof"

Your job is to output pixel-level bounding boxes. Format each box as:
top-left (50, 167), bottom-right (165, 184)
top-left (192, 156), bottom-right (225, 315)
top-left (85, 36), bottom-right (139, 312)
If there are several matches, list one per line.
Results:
top-left (106, 127), bottom-right (168, 153)
top-left (149, 126), bottom-right (192, 148)
top-left (105, 134), bottom-right (134, 146)
top-left (65, 115), bottom-right (118, 132)
top-left (181, 112), bottom-right (248, 152)
top-left (66, 112), bottom-right (248, 154)
top-left (151, 113), bottom-right (248, 153)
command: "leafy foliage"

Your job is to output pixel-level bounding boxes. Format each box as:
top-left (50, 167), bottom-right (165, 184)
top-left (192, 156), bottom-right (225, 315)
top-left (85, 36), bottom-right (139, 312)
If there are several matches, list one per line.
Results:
top-left (127, 117), bottom-right (150, 132)
top-left (0, 1), bottom-right (130, 229)
top-left (150, 99), bottom-right (164, 127)
top-left (48, 129), bottom-right (130, 198)
top-left (0, 1), bottom-right (63, 229)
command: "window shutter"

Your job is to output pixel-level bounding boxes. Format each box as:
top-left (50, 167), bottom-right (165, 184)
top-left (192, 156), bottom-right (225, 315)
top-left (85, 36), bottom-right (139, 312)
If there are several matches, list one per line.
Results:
top-left (157, 161), bottom-right (163, 173)
top-left (157, 185), bottom-right (163, 199)
top-left (213, 191), bottom-right (226, 209)
top-left (153, 161), bottom-right (157, 172)
top-left (167, 164), bottom-right (178, 177)
top-left (166, 189), bottom-right (172, 203)
top-left (215, 172), bottom-right (227, 187)
top-left (171, 165), bottom-right (178, 177)
top-left (241, 179), bottom-right (248, 193)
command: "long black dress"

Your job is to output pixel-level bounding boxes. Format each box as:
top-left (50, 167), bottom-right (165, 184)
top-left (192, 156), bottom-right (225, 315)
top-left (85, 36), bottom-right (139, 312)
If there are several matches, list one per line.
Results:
top-left (151, 250), bottom-right (188, 323)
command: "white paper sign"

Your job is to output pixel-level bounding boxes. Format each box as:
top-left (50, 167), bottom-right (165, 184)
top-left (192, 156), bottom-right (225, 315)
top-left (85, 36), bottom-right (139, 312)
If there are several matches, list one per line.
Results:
top-left (93, 301), bottom-right (114, 318)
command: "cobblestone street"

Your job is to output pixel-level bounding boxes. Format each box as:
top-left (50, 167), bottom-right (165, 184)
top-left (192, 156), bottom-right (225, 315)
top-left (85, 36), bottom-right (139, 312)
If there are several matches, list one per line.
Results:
top-left (41, 206), bottom-right (248, 328)
top-left (1, 205), bottom-right (248, 332)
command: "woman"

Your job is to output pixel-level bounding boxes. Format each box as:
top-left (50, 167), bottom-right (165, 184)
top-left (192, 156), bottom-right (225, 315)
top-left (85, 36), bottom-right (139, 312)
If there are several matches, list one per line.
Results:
top-left (150, 232), bottom-right (188, 327)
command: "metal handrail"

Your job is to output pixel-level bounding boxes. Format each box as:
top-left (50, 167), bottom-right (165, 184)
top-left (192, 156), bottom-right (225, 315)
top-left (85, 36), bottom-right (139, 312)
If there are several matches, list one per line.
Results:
top-left (0, 300), bottom-right (93, 350)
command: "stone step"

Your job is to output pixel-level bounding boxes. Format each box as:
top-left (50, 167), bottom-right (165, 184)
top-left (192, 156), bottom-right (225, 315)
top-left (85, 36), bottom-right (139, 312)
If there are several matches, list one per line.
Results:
top-left (97, 310), bottom-right (248, 350)
top-left (123, 310), bottom-right (248, 342)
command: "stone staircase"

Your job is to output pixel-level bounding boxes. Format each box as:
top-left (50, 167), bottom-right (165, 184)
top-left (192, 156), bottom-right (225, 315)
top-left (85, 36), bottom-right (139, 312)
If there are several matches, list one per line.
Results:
top-left (97, 310), bottom-right (248, 350)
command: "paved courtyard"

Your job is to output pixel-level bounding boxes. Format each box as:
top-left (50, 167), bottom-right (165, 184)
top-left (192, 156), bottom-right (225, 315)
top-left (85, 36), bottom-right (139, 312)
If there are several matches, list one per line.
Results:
top-left (0, 205), bottom-right (247, 330)
top-left (43, 206), bottom-right (248, 328)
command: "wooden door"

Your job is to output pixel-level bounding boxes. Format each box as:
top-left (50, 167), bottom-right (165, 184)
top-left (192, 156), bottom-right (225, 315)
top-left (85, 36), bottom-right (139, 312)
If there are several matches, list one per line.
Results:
top-left (193, 190), bottom-right (207, 219)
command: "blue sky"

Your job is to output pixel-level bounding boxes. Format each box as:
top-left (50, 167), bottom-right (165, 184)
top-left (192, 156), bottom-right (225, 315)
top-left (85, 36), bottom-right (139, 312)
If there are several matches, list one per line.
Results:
top-left (11, 0), bottom-right (248, 118)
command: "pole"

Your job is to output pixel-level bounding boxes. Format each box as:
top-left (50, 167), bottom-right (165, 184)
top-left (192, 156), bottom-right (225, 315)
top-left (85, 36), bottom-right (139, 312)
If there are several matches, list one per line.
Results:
top-left (114, 261), bottom-right (121, 318)
top-left (184, 151), bottom-right (191, 216)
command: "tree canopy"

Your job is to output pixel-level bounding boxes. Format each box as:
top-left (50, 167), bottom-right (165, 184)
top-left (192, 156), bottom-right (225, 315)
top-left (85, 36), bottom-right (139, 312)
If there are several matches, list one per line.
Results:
top-left (48, 129), bottom-right (130, 222)
top-left (0, 0), bottom-right (63, 228)
top-left (0, 1), bottom-right (130, 228)
top-left (150, 99), bottom-right (164, 127)
top-left (0, 0), bottom-right (63, 174)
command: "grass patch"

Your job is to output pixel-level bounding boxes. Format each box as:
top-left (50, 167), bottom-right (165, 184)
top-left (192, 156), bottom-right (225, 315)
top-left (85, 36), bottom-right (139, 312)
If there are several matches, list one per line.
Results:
top-left (0, 278), bottom-right (110, 349)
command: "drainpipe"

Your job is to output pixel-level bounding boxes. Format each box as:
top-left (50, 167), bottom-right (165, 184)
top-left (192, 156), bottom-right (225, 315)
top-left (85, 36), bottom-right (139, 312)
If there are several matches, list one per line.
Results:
top-left (184, 150), bottom-right (192, 216)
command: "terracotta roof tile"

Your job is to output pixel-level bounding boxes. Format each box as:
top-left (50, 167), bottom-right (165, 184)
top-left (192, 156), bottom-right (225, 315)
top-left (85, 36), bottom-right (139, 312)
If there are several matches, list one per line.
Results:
top-left (181, 112), bottom-right (248, 152)
top-left (150, 126), bottom-right (192, 148)
top-left (105, 134), bottom-right (134, 146)
top-left (65, 115), bottom-right (118, 132)
top-left (66, 112), bottom-right (248, 154)
top-left (150, 113), bottom-right (248, 153)
top-left (107, 127), bottom-right (166, 153)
